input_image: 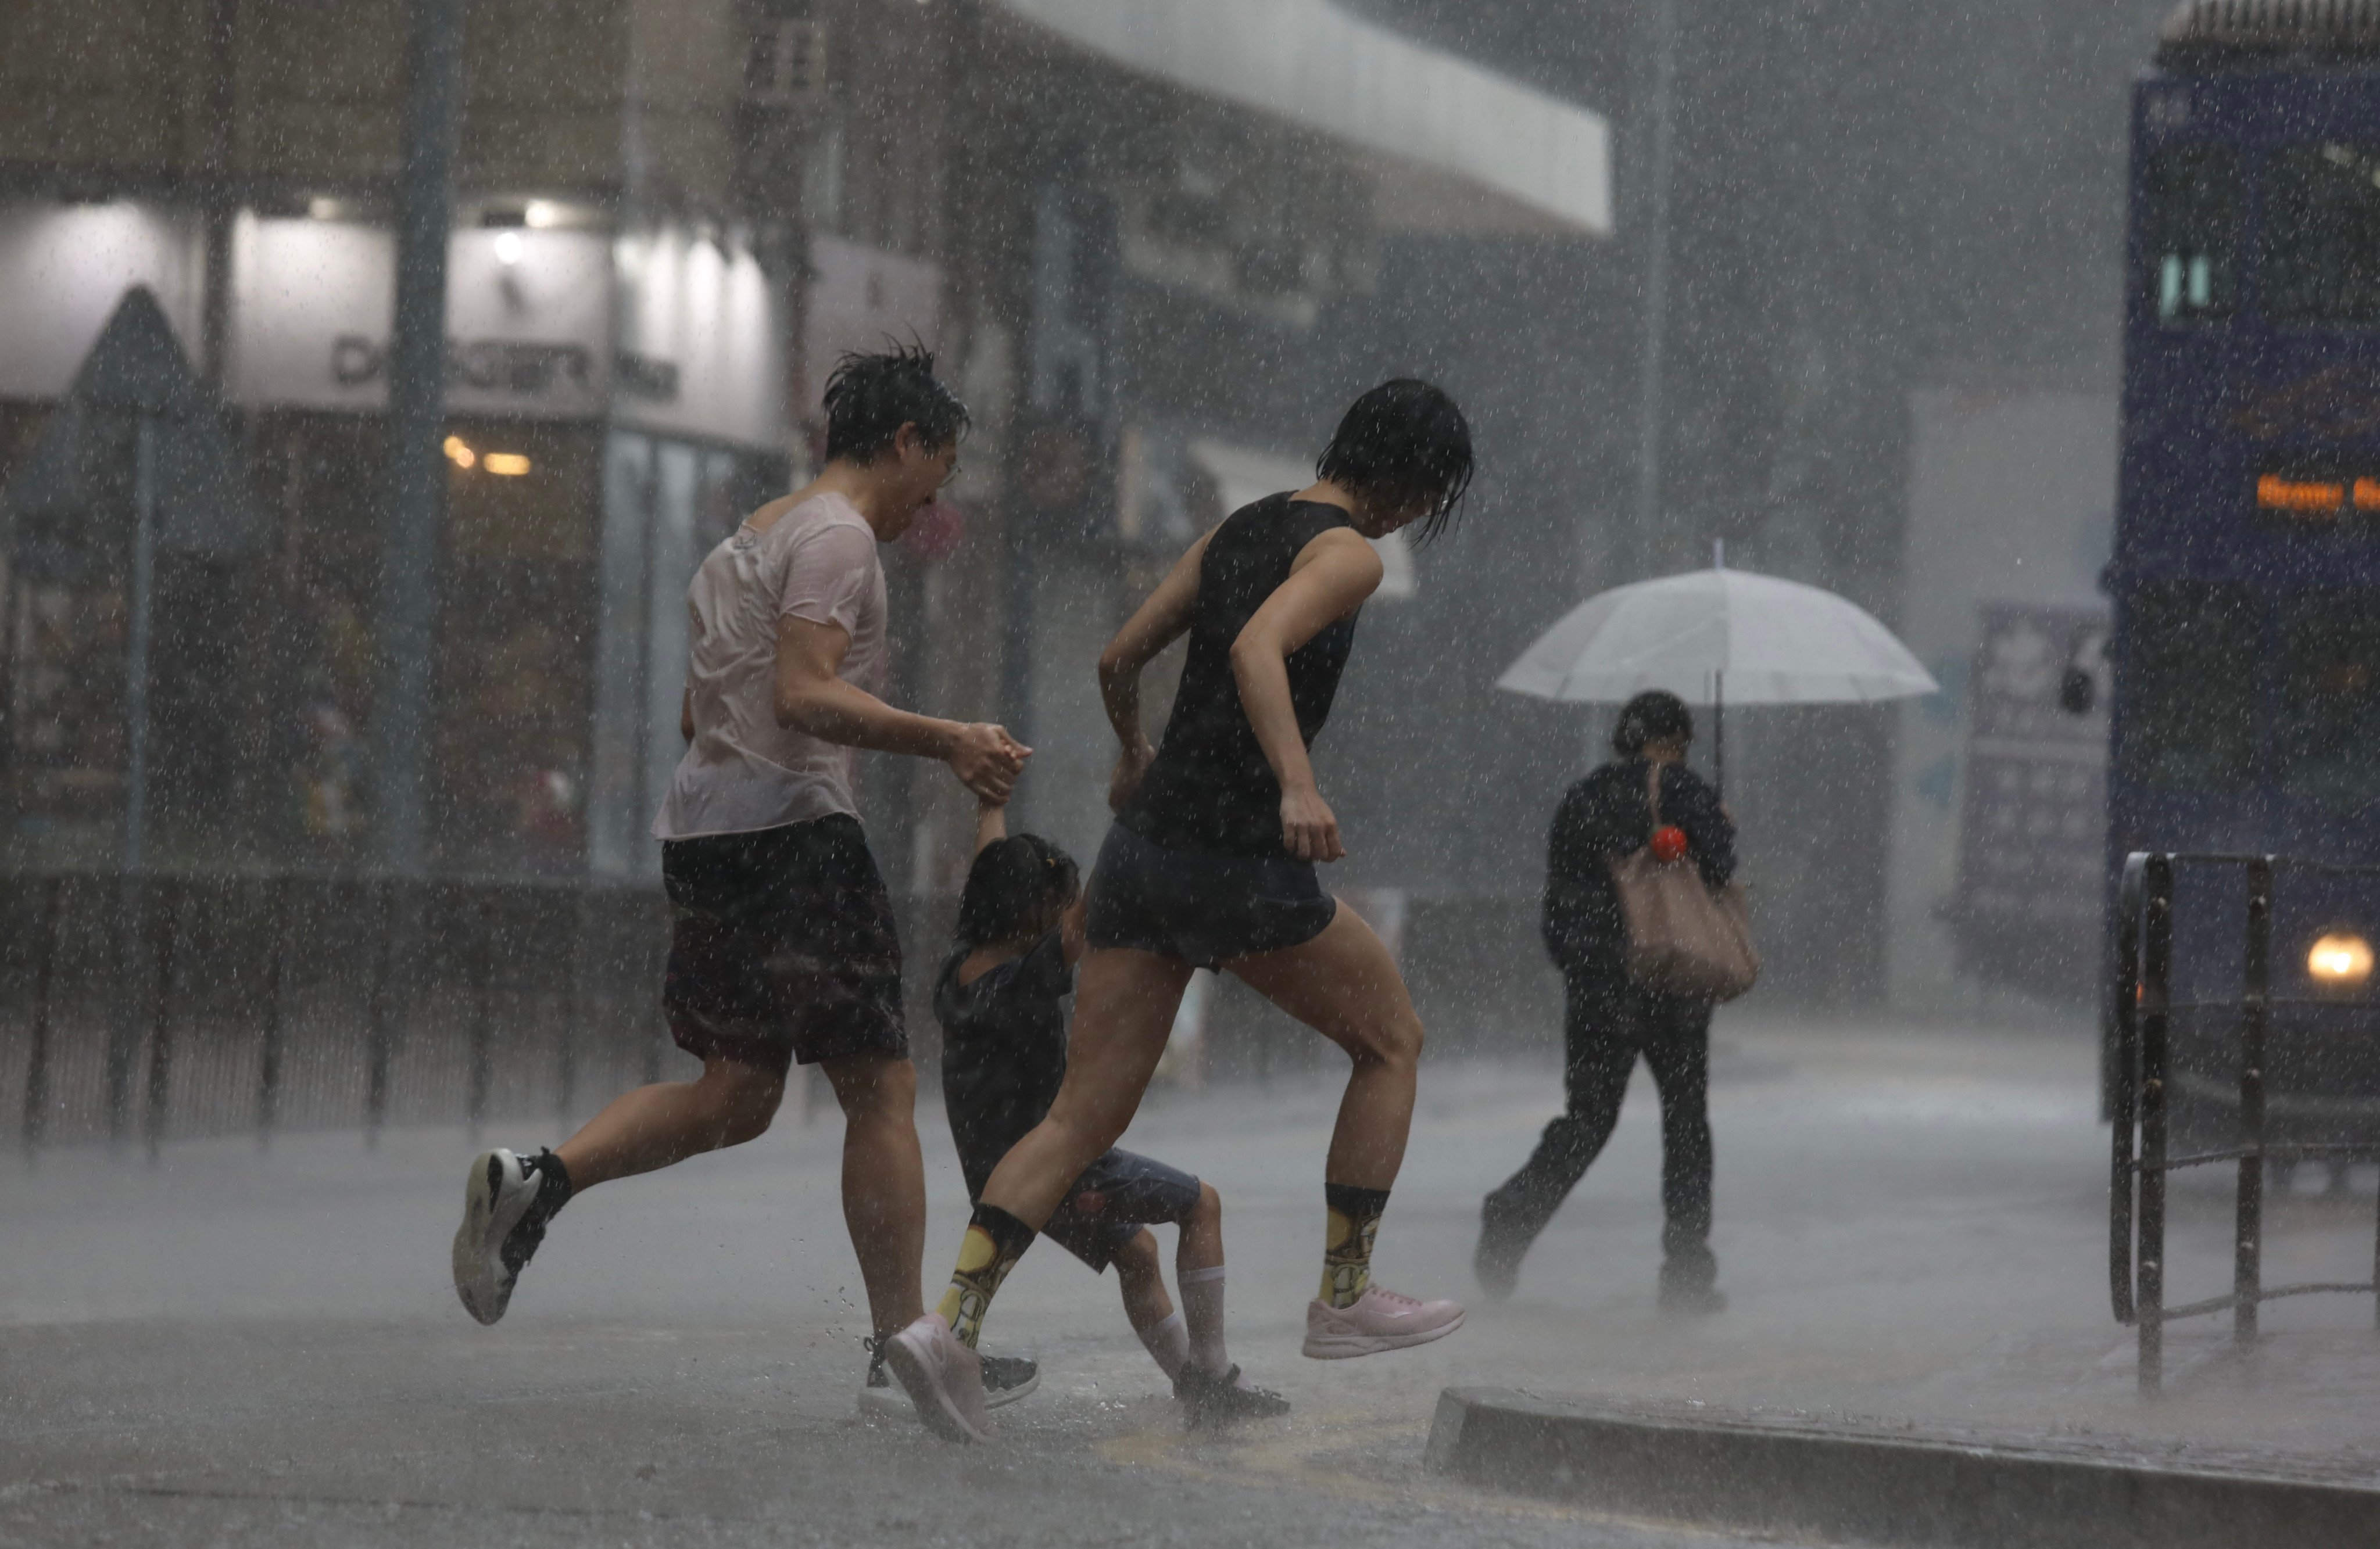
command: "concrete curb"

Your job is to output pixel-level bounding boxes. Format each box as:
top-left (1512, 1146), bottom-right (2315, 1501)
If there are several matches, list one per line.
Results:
top-left (1424, 1387), bottom-right (2380, 1548)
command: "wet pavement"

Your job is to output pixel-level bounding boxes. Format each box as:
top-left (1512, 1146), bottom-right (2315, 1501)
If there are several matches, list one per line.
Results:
top-left (6, 1012), bottom-right (2378, 1545)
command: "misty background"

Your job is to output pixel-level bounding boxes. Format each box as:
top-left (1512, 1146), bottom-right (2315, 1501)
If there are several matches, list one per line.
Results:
top-left (0, 0), bottom-right (2166, 1148)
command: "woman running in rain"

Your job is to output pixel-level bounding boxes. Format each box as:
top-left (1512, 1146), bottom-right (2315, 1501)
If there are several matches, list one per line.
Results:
top-left (882, 379), bottom-right (1477, 1440)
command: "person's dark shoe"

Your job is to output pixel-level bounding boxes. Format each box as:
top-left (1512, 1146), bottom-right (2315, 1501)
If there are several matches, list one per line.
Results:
top-left (1473, 1196), bottom-right (1531, 1301)
top-left (1174, 1364), bottom-right (1290, 1429)
top-left (1658, 1243), bottom-right (1725, 1314)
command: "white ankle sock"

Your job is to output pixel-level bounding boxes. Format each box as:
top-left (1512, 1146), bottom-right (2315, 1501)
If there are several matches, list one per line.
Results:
top-left (1180, 1264), bottom-right (1230, 1376)
top-left (1138, 1310), bottom-right (1189, 1378)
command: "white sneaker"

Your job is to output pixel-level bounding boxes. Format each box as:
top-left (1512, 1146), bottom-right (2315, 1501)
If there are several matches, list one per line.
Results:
top-left (881, 1313), bottom-right (993, 1442)
top-left (451, 1148), bottom-right (562, 1326)
top-left (1301, 1283), bottom-right (1466, 1359)
top-left (860, 1340), bottom-right (1037, 1417)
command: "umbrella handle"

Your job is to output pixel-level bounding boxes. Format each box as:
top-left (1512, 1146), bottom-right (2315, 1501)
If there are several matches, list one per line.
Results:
top-left (1713, 670), bottom-right (1724, 805)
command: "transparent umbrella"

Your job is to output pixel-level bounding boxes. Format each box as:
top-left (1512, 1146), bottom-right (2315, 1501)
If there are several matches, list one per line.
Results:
top-left (1496, 547), bottom-right (1939, 797)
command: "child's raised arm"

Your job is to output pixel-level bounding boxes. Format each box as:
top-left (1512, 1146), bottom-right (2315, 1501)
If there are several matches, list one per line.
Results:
top-left (973, 798), bottom-right (1008, 857)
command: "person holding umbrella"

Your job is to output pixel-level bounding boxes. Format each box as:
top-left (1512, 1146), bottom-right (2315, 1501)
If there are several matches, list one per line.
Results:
top-left (1474, 689), bottom-right (1735, 1311)
top-left (1479, 550), bottom-right (1938, 1308)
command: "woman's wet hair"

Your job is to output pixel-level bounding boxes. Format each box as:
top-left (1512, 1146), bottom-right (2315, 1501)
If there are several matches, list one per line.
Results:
top-left (955, 832), bottom-right (1081, 949)
top-left (1315, 378), bottom-right (1476, 543)
top-left (822, 342), bottom-right (971, 464)
top-left (1613, 690), bottom-right (1695, 756)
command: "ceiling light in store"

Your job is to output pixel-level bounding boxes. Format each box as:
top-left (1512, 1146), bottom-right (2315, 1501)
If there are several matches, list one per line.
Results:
top-left (524, 200), bottom-right (560, 229)
top-left (2309, 933), bottom-right (2373, 987)
top-left (308, 196), bottom-right (342, 221)
top-left (493, 231), bottom-right (524, 265)
top-left (443, 435), bottom-right (477, 469)
top-left (483, 452), bottom-right (532, 476)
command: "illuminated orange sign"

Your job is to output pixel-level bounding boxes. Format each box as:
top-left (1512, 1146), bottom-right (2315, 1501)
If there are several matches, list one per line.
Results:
top-left (2259, 474), bottom-right (2345, 512)
top-left (2254, 472), bottom-right (2380, 518)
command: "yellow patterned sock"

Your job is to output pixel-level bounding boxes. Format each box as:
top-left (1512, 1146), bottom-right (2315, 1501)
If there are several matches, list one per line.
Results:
top-left (1319, 1184), bottom-right (1390, 1308)
top-left (935, 1205), bottom-right (1036, 1347)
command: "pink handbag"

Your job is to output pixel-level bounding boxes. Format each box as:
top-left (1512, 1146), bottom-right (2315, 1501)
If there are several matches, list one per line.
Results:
top-left (1608, 763), bottom-right (1759, 1002)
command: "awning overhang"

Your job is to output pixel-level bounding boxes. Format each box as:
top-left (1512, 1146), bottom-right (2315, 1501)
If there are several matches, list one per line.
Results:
top-left (997, 0), bottom-right (1613, 238)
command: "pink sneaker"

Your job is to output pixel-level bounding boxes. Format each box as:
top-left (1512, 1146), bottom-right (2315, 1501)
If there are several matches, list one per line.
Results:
top-left (882, 1313), bottom-right (993, 1442)
top-left (1302, 1283), bottom-right (1466, 1360)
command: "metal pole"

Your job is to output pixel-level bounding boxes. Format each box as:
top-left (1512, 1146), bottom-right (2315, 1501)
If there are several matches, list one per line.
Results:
top-left (1627, 0), bottom-right (1681, 581)
top-left (2138, 853), bottom-right (2175, 1394)
top-left (126, 415), bottom-right (157, 874)
top-left (557, 889), bottom-right (589, 1125)
top-left (466, 891), bottom-right (494, 1138)
top-left (142, 880), bottom-right (179, 1164)
top-left (2110, 853), bottom-right (2145, 1326)
top-left (255, 876), bottom-right (291, 1149)
top-left (20, 876), bottom-right (65, 1160)
top-left (2235, 856), bottom-right (2271, 1348)
top-left (364, 880), bottom-right (403, 1146)
top-left (373, 0), bottom-right (464, 875)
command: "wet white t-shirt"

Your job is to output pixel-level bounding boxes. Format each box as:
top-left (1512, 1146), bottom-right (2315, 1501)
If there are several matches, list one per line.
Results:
top-left (652, 491), bottom-right (887, 840)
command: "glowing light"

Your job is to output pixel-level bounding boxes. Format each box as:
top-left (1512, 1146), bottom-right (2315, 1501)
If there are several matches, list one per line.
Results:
top-left (493, 231), bottom-right (524, 266)
top-left (482, 452), bottom-right (532, 476)
top-left (524, 200), bottom-right (560, 229)
top-left (443, 435), bottom-right (476, 469)
top-left (2258, 474), bottom-right (2345, 514)
top-left (307, 197), bottom-right (342, 221)
top-left (2307, 933), bottom-right (2373, 987)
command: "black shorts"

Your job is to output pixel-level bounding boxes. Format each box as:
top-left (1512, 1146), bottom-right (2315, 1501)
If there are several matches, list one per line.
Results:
top-left (660, 814), bottom-right (907, 1077)
top-left (1085, 822), bottom-right (1337, 971)
top-left (1040, 1147), bottom-right (1204, 1273)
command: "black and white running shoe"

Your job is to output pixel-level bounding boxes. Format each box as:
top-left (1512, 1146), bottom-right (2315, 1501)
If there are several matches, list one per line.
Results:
top-left (452, 1147), bottom-right (568, 1325)
top-left (858, 1336), bottom-right (1039, 1417)
top-left (1173, 1364), bottom-right (1291, 1429)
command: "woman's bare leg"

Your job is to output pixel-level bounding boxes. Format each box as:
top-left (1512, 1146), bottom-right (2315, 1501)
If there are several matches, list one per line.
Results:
top-left (554, 1054), bottom-right (786, 1191)
top-left (976, 948), bottom-right (1195, 1226)
top-left (1225, 906), bottom-right (1422, 1191)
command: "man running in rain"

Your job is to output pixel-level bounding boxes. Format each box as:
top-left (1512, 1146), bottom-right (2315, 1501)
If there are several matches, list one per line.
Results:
top-left (450, 346), bottom-right (1030, 1397)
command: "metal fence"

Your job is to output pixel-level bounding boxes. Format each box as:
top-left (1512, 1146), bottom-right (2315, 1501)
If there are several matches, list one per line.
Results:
top-left (2109, 852), bottom-right (2380, 1392)
top-left (1, 870), bottom-right (678, 1157)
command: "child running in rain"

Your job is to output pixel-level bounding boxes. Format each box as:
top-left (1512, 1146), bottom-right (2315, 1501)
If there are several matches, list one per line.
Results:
top-left (921, 797), bottom-right (1289, 1429)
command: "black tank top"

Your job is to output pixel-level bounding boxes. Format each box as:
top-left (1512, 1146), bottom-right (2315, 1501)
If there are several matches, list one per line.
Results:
top-left (1122, 494), bottom-right (1362, 856)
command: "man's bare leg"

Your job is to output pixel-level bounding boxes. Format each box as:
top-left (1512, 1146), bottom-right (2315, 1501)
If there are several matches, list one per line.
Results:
top-left (456, 1053), bottom-right (783, 1325)
top-left (821, 1051), bottom-right (926, 1336)
top-left (555, 1055), bottom-right (786, 1191)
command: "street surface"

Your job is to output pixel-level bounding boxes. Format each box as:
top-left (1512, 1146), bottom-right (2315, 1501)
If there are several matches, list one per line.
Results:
top-left (7, 1013), bottom-right (2380, 1546)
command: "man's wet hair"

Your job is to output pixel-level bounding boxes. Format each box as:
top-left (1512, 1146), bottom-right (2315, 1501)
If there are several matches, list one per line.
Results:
top-left (1315, 378), bottom-right (1476, 543)
top-left (955, 831), bottom-right (1080, 949)
top-left (822, 343), bottom-right (971, 464)
top-left (1613, 690), bottom-right (1695, 756)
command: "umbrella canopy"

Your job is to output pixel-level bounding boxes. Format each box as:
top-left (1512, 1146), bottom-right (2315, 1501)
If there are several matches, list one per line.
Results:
top-left (1497, 565), bottom-right (1939, 705)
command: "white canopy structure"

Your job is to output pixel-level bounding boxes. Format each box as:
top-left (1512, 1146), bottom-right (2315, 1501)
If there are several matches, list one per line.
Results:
top-left (996, 0), bottom-right (1613, 236)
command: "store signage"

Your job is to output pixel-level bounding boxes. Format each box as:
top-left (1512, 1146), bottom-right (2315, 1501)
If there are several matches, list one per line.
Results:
top-left (327, 334), bottom-right (600, 397)
top-left (231, 217), bottom-right (610, 417)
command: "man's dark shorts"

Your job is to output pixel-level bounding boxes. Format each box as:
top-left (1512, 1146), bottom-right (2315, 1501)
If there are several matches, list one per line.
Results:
top-left (1085, 821), bottom-right (1337, 971)
top-left (1039, 1147), bottom-right (1204, 1273)
top-left (661, 814), bottom-right (907, 1077)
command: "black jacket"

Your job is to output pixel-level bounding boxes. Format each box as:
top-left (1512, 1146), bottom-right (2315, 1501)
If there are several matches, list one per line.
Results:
top-left (1540, 758), bottom-right (1737, 975)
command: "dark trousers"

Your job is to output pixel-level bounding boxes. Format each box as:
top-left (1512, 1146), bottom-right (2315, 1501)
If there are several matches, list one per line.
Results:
top-left (1484, 966), bottom-right (1714, 1260)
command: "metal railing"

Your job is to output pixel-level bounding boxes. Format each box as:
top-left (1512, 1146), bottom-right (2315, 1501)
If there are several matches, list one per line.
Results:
top-left (2109, 852), bottom-right (2380, 1393)
top-left (2, 870), bottom-right (678, 1157)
